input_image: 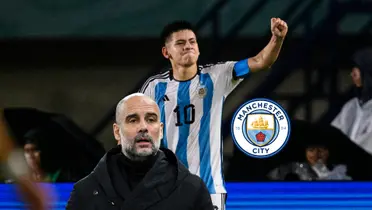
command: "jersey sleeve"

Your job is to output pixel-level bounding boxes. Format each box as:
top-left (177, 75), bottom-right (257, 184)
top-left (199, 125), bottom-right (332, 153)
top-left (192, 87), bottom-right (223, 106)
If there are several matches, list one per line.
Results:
top-left (138, 78), bottom-right (155, 100)
top-left (212, 59), bottom-right (250, 97)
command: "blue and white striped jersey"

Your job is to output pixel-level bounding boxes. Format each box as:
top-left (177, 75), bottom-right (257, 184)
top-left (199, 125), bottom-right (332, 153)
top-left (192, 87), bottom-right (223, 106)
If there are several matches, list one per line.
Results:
top-left (139, 60), bottom-right (250, 194)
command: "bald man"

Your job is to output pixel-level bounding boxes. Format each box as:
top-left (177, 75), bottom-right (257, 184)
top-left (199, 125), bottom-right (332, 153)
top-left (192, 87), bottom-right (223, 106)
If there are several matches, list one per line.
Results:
top-left (0, 110), bottom-right (49, 210)
top-left (66, 93), bottom-right (214, 210)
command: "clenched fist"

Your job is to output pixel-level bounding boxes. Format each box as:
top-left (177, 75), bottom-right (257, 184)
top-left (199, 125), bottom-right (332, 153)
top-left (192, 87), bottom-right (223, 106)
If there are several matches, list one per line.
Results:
top-left (271, 18), bottom-right (288, 39)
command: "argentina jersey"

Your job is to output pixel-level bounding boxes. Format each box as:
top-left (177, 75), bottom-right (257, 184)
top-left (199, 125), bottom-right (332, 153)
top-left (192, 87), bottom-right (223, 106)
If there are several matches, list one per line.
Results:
top-left (139, 60), bottom-right (250, 194)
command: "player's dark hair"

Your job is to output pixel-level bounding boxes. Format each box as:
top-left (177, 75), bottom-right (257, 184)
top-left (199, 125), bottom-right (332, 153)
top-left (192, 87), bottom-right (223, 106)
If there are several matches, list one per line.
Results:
top-left (160, 20), bottom-right (196, 45)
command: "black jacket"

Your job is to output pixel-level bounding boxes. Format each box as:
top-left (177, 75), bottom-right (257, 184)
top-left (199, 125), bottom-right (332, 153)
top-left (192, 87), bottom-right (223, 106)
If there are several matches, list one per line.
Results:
top-left (66, 146), bottom-right (213, 210)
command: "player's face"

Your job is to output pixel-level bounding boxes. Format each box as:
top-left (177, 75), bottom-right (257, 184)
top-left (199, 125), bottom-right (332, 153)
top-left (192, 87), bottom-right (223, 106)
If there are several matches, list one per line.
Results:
top-left (351, 67), bottom-right (362, 87)
top-left (114, 96), bottom-right (163, 160)
top-left (162, 30), bottom-right (200, 67)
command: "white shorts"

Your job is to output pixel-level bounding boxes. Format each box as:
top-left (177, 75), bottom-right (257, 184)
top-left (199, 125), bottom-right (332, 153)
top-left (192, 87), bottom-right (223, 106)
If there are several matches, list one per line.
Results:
top-left (210, 194), bottom-right (226, 210)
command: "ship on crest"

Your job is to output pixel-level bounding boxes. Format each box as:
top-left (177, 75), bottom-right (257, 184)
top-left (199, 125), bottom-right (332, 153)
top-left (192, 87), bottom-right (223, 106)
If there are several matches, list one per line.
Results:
top-left (251, 115), bottom-right (269, 129)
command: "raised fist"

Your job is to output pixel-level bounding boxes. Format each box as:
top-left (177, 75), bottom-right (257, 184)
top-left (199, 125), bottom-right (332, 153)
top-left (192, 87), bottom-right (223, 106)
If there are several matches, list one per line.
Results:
top-left (271, 18), bottom-right (288, 38)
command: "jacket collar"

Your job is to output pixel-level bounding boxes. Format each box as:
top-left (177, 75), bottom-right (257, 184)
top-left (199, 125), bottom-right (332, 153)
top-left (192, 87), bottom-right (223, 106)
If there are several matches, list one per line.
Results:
top-left (92, 146), bottom-right (190, 210)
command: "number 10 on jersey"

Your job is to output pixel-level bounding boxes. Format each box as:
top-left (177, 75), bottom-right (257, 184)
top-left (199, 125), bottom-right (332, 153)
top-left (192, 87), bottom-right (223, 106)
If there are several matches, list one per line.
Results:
top-left (173, 104), bottom-right (195, 126)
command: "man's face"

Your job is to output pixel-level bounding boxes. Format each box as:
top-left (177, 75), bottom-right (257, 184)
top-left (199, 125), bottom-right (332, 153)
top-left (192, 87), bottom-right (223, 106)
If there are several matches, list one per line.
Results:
top-left (162, 30), bottom-right (200, 68)
top-left (351, 67), bottom-right (362, 87)
top-left (24, 143), bottom-right (40, 170)
top-left (113, 96), bottom-right (163, 160)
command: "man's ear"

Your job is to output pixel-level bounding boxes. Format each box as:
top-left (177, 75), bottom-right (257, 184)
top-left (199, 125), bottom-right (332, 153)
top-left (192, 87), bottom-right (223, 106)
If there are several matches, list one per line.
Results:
top-left (162, 47), bottom-right (169, 59)
top-left (113, 123), bottom-right (121, 143)
top-left (159, 122), bottom-right (164, 140)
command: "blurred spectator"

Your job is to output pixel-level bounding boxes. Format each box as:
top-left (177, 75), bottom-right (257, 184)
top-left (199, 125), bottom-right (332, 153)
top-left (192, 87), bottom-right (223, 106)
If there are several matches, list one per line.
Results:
top-left (331, 47), bottom-right (372, 154)
top-left (23, 131), bottom-right (64, 182)
top-left (23, 138), bottom-right (44, 182)
top-left (6, 128), bottom-right (80, 183)
top-left (267, 143), bottom-right (352, 181)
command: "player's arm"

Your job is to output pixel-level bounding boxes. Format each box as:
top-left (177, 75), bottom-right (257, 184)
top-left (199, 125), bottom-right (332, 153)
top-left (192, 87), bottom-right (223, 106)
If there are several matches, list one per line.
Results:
top-left (138, 77), bottom-right (155, 100)
top-left (246, 18), bottom-right (288, 73)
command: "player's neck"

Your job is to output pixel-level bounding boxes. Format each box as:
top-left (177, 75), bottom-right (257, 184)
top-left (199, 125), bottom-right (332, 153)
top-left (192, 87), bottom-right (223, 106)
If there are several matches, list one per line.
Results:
top-left (172, 64), bottom-right (198, 81)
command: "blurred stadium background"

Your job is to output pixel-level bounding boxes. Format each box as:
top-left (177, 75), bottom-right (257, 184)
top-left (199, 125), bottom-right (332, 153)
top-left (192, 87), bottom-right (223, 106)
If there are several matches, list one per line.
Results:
top-left (1, 0), bottom-right (372, 209)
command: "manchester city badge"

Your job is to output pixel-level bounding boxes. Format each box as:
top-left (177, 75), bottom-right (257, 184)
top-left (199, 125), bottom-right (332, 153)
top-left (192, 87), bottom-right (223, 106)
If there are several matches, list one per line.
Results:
top-left (231, 98), bottom-right (291, 158)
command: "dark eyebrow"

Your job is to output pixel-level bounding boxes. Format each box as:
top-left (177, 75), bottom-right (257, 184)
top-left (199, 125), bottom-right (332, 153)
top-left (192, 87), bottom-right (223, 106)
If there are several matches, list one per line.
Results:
top-left (176, 38), bottom-right (195, 42)
top-left (146, 112), bottom-right (158, 118)
top-left (125, 114), bottom-right (138, 120)
top-left (125, 113), bottom-right (158, 121)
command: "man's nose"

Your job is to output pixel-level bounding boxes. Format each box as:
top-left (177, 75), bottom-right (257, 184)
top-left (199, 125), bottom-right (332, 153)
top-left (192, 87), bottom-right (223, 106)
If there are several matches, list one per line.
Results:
top-left (184, 42), bottom-right (192, 50)
top-left (138, 120), bottom-right (148, 132)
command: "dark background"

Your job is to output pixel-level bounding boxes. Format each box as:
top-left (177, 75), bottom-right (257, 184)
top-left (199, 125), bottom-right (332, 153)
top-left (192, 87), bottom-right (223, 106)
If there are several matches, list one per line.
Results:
top-left (1, 0), bottom-right (372, 181)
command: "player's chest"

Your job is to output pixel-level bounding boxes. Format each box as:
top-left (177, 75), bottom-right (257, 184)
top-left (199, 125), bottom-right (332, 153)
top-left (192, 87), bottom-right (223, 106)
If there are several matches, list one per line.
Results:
top-left (157, 80), bottom-right (212, 105)
top-left (155, 81), bottom-right (210, 126)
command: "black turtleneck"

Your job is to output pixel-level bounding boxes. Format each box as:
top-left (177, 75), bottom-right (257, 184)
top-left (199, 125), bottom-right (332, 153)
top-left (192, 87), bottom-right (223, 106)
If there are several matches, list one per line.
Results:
top-left (117, 152), bottom-right (160, 191)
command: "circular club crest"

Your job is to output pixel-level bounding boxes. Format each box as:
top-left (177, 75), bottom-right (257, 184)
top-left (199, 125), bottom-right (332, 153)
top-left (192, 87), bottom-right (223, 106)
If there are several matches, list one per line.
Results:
top-left (231, 98), bottom-right (291, 158)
